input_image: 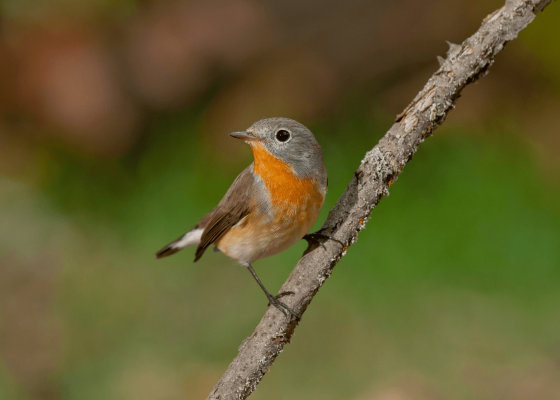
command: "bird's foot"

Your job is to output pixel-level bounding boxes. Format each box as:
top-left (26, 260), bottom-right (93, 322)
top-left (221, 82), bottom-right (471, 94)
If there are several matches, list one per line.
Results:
top-left (303, 230), bottom-right (344, 251)
top-left (276, 290), bottom-right (295, 299)
top-left (266, 292), bottom-right (299, 319)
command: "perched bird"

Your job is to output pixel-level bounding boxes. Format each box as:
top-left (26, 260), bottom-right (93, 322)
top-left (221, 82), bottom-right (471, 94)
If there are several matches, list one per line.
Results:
top-left (156, 117), bottom-right (340, 318)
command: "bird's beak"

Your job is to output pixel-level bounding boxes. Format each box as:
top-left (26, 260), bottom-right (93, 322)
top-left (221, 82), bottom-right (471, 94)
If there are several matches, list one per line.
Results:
top-left (229, 131), bottom-right (263, 142)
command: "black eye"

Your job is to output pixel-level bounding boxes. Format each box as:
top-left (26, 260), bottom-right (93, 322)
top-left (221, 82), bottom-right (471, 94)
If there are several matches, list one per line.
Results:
top-left (276, 129), bottom-right (291, 142)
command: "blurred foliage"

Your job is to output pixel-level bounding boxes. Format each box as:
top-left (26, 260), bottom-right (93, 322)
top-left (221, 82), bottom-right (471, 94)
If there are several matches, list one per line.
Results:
top-left (0, 0), bottom-right (560, 399)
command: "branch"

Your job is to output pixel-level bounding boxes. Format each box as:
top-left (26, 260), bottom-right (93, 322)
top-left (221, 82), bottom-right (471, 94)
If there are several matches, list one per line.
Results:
top-left (207, 1), bottom-right (554, 398)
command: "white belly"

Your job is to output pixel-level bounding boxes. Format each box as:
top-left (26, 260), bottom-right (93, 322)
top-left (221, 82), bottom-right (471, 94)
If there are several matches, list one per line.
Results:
top-left (215, 202), bottom-right (322, 265)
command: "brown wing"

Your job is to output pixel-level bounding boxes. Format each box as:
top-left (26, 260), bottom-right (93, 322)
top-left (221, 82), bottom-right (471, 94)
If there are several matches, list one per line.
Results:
top-left (194, 166), bottom-right (254, 261)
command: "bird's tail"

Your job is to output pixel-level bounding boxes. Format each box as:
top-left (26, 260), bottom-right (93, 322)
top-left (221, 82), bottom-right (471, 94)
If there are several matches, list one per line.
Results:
top-left (155, 228), bottom-right (203, 259)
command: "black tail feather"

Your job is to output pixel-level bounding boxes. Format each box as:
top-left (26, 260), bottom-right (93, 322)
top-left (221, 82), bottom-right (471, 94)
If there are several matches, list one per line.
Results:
top-left (155, 244), bottom-right (182, 259)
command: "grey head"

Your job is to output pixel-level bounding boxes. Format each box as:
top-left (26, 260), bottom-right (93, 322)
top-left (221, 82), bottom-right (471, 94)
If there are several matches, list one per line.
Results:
top-left (229, 117), bottom-right (326, 180)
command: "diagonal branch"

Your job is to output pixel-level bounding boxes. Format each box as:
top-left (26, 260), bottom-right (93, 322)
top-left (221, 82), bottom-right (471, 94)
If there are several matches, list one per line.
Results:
top-left (207, 0), bottom-right (555, 398)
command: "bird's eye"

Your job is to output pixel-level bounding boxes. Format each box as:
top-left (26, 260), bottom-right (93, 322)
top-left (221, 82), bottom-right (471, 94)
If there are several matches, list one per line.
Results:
top-left (275, 129), bottom-right (291, 142)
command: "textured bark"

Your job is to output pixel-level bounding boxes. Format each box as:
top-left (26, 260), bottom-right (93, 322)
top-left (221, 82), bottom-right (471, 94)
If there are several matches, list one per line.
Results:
top-left (207, 1), bottom-right (555, 398)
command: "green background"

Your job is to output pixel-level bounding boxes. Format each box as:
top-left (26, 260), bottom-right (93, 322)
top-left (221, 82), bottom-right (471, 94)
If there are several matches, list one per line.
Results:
top-left (0, 1), bottom-right (559, 399)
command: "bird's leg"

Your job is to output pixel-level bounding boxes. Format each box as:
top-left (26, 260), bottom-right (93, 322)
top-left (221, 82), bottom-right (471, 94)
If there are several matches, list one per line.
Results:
top-left (246, 264), bottom-right (299, 319)
top-left (303, 228), bottom-right (344, 250)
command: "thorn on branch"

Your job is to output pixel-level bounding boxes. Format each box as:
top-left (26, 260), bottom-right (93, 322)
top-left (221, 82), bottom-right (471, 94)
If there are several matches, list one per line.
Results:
top-left (354, 169), bottom-right (363, 181)
top-left (446, 40), bottom-right (462, 57)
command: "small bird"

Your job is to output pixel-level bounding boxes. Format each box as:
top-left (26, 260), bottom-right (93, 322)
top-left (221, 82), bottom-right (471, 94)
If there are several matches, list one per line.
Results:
top-left (156, 117), bottom-right (339, 318)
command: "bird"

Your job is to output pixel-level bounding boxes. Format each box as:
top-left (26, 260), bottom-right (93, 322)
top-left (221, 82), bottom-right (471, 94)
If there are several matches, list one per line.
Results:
top-left (155, 117), bottom-right (341, 318)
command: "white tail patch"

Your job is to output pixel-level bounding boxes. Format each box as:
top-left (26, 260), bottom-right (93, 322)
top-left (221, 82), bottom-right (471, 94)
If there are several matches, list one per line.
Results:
top-left (173, 229), bottom-right (203, 249)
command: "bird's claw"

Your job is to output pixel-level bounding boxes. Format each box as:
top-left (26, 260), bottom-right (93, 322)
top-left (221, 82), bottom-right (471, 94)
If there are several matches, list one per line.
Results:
top-left (276, 290), bottom-right (295, 299)
top-left (266, 292), bottom-right (299, 319)
top-left (303, 230), bottom-right (344, 250)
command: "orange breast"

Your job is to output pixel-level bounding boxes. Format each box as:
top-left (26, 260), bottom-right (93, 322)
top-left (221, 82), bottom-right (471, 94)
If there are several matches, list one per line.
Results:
top-left (251, 143), bottom-right (324, 220)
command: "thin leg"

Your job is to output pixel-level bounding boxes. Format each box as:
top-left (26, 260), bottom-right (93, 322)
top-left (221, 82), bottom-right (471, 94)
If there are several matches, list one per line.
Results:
top-left (246, 264), bottom-right (299, 319)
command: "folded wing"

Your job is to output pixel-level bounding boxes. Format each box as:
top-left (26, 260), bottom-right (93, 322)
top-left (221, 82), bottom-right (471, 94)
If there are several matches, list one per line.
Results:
top-left (194, 167), bottom-right (254, 262)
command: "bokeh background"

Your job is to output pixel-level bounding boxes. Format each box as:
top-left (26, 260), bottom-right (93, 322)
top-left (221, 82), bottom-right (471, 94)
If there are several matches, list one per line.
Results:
top-left (0, 0), bottom-right (559, 399)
